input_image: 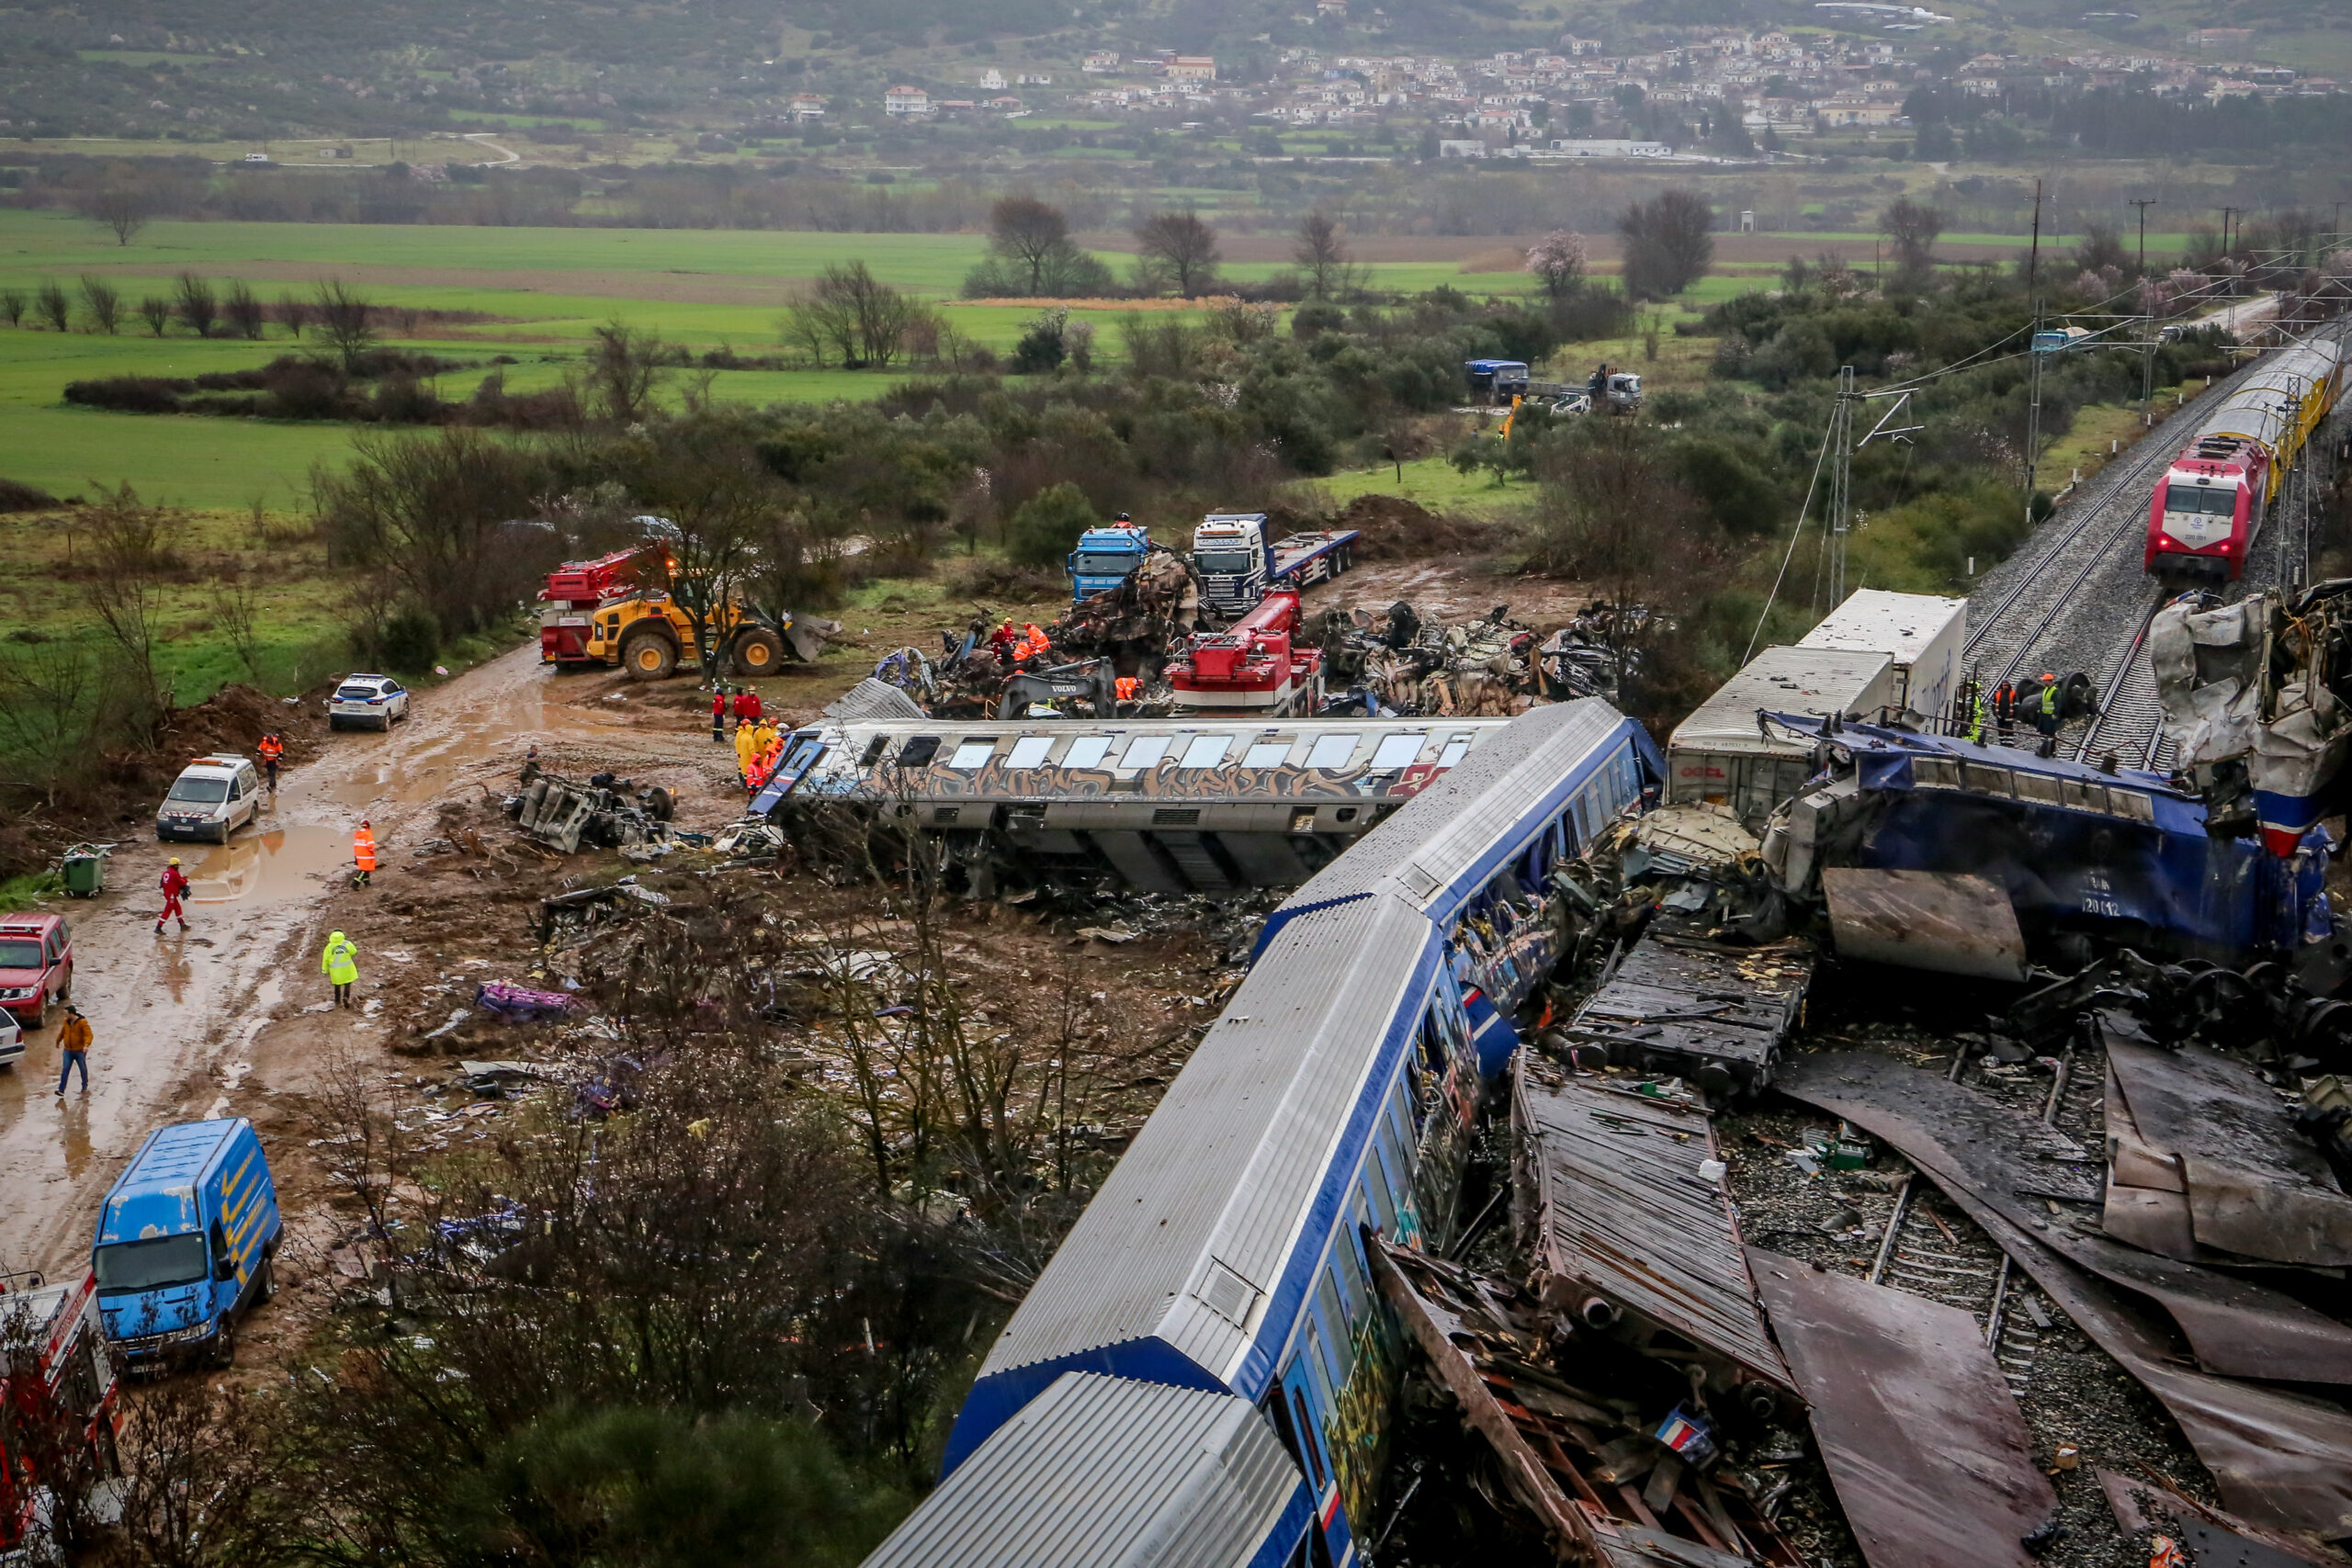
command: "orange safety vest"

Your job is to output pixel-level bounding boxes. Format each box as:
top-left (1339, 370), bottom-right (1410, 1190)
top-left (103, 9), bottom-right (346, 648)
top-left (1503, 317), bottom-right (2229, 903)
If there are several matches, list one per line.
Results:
top-left (1114, 676), bottom-right (1139, 700)
top-left (353, 828), bottom-right (377, 872)
top-left (256, 736), bottom-right (283, 762)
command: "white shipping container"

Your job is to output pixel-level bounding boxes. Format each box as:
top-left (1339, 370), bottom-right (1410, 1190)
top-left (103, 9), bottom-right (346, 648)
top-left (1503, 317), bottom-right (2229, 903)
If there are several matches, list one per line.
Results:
top-left (1668, 645), bottom-right (1897, 827)
top-left (1796, 589), bottom-right (1968, 726)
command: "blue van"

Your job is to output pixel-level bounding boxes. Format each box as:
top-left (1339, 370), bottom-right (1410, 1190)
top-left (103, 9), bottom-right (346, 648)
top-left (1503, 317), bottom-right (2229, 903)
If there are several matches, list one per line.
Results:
top-left (92, 1118), bottom-right (282, 1368)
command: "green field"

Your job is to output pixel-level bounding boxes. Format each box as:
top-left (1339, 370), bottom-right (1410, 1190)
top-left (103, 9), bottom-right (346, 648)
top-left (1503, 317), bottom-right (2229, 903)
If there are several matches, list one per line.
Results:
top-left (0, 209), bottom-right (1784, 507)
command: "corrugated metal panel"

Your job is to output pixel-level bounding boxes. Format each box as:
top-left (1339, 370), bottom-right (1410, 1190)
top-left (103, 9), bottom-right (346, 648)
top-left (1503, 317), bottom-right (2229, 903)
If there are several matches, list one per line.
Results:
top-left (978, 897), bottom-right (1434, 1389)
top-left (864, 1373), bottom-right (1306, 1568)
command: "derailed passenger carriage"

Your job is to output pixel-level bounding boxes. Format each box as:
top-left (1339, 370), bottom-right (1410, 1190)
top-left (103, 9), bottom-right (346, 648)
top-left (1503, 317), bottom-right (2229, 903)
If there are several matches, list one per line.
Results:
top-left (861, 700), bottom-right (1662, 1568)
top-left (763, 716), bottom-right (1517, 893)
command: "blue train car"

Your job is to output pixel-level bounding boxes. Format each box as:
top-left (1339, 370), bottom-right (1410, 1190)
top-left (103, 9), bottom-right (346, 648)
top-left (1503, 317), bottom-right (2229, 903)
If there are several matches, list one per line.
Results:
top-left (1765, 717), bottom-right (2328, 959)
top-left (862, 699), bottom-right (1662, 1568)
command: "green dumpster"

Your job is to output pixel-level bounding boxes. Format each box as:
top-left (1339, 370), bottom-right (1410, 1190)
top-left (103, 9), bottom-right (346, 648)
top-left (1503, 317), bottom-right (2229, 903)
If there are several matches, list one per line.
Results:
top-left (61, 843), bottom-right (112, 898)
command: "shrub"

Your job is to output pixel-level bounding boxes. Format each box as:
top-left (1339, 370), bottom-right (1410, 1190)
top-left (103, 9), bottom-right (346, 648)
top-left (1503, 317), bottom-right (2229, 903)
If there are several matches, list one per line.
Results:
top-left (371, 606), bottom-right (442, 671)
top-left (1006, 480), bottom-right (1098, 567)
top-left (63, 376), bottom-right (187, 412)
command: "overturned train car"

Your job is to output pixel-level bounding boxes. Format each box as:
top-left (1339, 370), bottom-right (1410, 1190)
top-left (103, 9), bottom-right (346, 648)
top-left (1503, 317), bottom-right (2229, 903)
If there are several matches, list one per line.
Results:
top-left (860, 699), bottom-right (1661, 1568)
top-left (759, 716), bottom-right (1522, 893)
top-left (1763, 717), bottom-right (2328, 963)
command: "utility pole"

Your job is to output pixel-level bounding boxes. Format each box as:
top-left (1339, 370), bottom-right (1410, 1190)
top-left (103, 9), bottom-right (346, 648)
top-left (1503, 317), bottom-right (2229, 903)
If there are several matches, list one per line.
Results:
top-left (2221, 205), bottom-right (2239, 257)
top-left (2131, 197), bottom-right (2156, 273)
top-left (2026, 319), bottom-right (2045, 513)
top-left (1828, 366), bottom-right (1858, 607)
top-left (2027, 177), bottom-right (2042, 291)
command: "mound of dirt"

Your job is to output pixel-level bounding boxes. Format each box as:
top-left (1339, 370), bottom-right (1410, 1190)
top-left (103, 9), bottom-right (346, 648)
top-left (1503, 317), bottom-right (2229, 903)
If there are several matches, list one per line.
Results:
top-left (164, 682), bottom-right (330, 765)
top-left (1274, 493), bottom-right (1510, 563)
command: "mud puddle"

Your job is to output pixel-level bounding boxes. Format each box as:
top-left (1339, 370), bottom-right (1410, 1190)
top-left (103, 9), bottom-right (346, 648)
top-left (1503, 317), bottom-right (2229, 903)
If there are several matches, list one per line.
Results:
top-left (186, 827), bottom-right (352, 904)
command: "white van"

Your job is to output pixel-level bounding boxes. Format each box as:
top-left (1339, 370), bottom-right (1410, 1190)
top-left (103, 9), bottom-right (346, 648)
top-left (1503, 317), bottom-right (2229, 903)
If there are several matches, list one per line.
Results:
top-left (156, 754), bottom-right (263, 843)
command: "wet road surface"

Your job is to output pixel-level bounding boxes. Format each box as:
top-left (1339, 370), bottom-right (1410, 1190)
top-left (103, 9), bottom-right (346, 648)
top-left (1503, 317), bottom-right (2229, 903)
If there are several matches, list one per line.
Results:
top-left (0, 645), bottom-right (662, 1280)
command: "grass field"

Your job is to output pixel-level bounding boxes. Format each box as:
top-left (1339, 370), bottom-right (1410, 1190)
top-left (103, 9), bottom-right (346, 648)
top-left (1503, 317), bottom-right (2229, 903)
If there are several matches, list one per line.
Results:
top-left (0, 208), bottom-right (1797, 506)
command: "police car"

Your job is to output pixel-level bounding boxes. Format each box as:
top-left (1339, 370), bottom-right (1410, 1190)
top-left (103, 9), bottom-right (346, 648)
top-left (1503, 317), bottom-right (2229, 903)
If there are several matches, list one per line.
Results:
top-left (328, 674), bottom-right (411, 732)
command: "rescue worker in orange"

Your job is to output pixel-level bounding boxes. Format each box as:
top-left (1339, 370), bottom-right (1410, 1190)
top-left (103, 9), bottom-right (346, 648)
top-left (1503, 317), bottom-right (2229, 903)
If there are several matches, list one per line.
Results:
top-left (352, 819), bottom-right (378, 889)
top-left (256, 733), bottom-right (284, 795)
top-left (157, 858), bottom-right (190, 934)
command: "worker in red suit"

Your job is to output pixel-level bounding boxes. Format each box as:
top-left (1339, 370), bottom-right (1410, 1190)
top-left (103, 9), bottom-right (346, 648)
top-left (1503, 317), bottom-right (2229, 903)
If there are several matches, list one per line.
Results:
top-left (157, 858), bottom-right (190, 934)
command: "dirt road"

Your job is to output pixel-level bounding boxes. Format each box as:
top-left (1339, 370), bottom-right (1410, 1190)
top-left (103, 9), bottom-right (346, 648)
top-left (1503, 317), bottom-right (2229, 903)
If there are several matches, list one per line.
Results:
top-left (0, 643), bottom-right (712, 1280)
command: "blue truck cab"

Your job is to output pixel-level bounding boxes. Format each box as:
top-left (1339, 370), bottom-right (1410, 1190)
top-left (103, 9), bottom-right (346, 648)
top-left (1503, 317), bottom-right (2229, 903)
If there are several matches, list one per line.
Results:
top-left (1464, 358), bottom-right (1531, 405)
top-left (92, 1118), bottom-right (281, 1368)
top-left (1068, 522), bottom-right (1151, 602)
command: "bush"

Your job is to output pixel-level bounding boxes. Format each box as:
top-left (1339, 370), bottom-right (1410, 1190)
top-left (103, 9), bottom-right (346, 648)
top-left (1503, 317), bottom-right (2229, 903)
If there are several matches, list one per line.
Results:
top-left (373, 606), bottom-right (442, 671)
top-left (0, 478), bottom-right (59, 512)
top-left (455, 1405), bottom-right (899, 1568)
top-left (1292, 302), bottom-right (1347, 339)
top-left (63, 376), bottom-right (187, 412)
top-left (1006, 480), bottom-right (1098, 567)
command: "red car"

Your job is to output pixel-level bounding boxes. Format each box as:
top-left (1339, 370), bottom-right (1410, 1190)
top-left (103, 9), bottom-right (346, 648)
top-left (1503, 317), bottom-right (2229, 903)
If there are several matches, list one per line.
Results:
top-left (0, 914), bottom-right (74, 1031)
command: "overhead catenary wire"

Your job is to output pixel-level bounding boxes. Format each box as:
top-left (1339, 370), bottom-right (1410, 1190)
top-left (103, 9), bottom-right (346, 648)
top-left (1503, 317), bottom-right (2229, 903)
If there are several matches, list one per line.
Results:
top-left (1742, 415), bottom-right (1838, 666)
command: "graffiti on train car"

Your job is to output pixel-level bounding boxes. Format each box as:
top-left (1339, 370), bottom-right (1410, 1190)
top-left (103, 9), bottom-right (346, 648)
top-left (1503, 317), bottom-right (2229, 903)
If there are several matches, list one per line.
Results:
top-left (846, 756), bottom-right (1406, 802)
top-left (1327, 1297), bottom-right (1409, 1541)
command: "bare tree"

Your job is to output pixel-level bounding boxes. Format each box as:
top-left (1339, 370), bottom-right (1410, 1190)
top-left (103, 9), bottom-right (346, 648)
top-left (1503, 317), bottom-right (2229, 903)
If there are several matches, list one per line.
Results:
top-left (0, 289), bottom-right (23, 327)
top-left (80, 482), bottom-right (184, 739)
top-left (617, 425), bottom-right (774, 677)
top-left (1880, 197), bottom-right (1945, 280)
top-left (780, 262), bottom-right (923, 368)
top-left (209, 576), bottom-right (266, 681)
top-left (35, 279), bottom-right (71, 332)
top-left (313, 280), bottom-right (375, 371)
top-left (582, 321), bottom-right (666, 424)
top-left (990, 196), bottom-right (1072, 295)
top-left (138, 295), bottom-right (172, 336)
top-left (0, 641), bottom-right (96, 807)
top-left (1618, 189), bottom-right (1715, 299)
top-left (222, 281), bottom-right (266, 340)
top-left (73, 171), bottom-right (153, 245)
top-left (312, 428), bottom-right (553, 637)
top-left (1295, 208), bottom-right (1361, 299)
top-left (174, 271), bottom-right (219, 338)
top-left (1528, 419), bottom-right (1702, 630)
top-left (77, 275), bottom-right (121, 334)
top-left (106, 1379), bottom-right (272, 1568)
top-left (1133, 209), bottom-right (1221, 298)
top-left (276, 290), bottom-right (311, 338)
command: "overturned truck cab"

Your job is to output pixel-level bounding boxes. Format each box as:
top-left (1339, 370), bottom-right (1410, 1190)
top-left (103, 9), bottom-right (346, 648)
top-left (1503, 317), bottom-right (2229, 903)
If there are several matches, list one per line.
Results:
top-left (1759, 716), bottom-right (2328, 966)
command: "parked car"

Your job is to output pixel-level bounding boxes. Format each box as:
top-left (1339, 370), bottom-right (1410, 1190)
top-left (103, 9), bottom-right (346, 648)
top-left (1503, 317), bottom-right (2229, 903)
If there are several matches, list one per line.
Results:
top-left (0, 1007), bottom-right (22, 1068)
top-left (95, 1118), bottom-right (282, 1370)
top-left (328, 674), bottom-right (411, 731)
top-left (0, 913), bottom-right (73, 1033)
top-left (156, 754), bottom-right (262, 843)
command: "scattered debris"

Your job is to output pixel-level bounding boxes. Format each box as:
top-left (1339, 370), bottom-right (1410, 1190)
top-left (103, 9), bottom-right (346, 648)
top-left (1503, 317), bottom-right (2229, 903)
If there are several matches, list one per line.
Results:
top-left (1512, 1057), bottom-right (1793, 1410)
top-left (1747, 1247), bottom-right (2058, 1568)
top-left (509, 771), bottom-right (677, 853)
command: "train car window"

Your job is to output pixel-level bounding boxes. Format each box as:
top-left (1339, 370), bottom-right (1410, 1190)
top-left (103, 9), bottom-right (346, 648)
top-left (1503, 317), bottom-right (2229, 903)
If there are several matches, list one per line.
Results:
top-left (858, 735), bottom-right (889, 767)
top-left (1290, 1387), bottom-right (1329, 1487)
top-left (1181, 734), bottom-right (1233, 769)
top-left (1371, 732), bottom-right (1428, 771)
top-left (1121, 735), bottom-right (1171, 769)
top-left (2167, 482), bottom-right (2238, 515)
top-left (1306, 733), bottom-right (1361, 770)
top-left (1064, 736), bottom-right (1113, 769)
top-left (1244, 739), bottom-right (1294, 769)
top-left (1314, 1281), bottom-right (1354, 1384)
top-left (1364, 1145), bottom-right (1396, 1233)
top-left (1438, 738), bottom-right (1471, 769)
top-left (1332, 1219), bottom-right (1372, 1316)
top-left (1005, 735), bottom-right (1056, 769)
top-left (895, 736), bottom-right (940, 767)
top-left (948, 739), bottom-right (999, 770)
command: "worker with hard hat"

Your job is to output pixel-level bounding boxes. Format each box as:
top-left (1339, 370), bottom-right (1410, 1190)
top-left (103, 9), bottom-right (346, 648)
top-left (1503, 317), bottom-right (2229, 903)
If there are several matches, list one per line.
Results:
top-left (157, 858), bottom-right (190, 934)
top-left (352, 819), bottom-right (378, 889)
top-left (321, 931), bottom-right (359, 1009)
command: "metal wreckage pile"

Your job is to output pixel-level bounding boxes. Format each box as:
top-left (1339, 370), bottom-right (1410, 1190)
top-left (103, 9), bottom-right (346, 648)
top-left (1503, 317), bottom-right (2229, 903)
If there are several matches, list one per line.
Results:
top-left (858, 554), bottom-right (1641, 720)
top-left (1363, 717), bottom-right (2352, 1565)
